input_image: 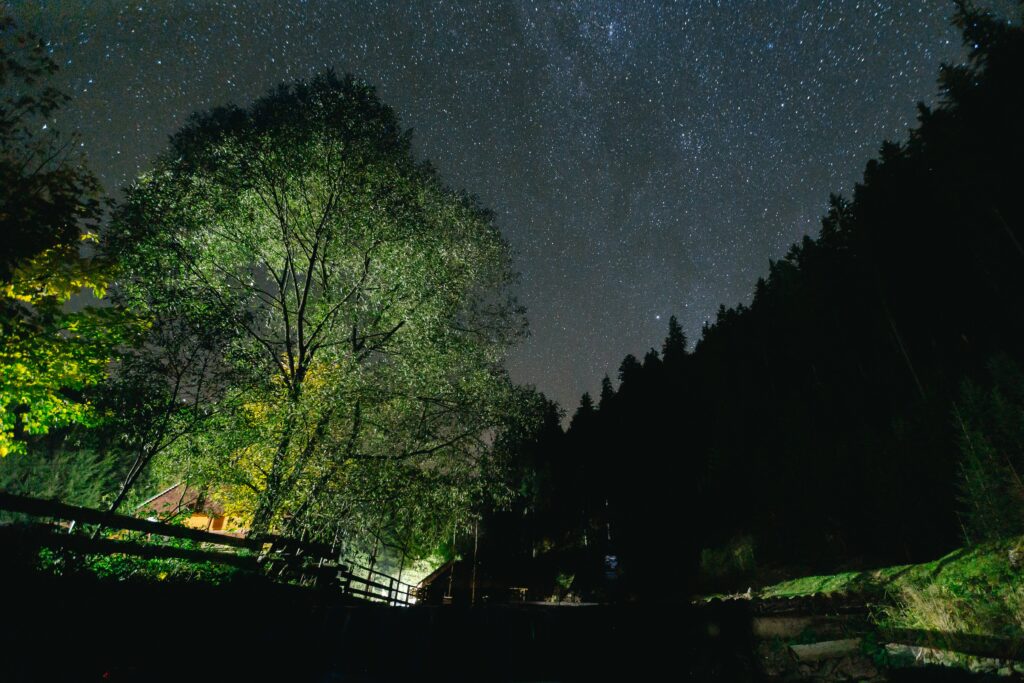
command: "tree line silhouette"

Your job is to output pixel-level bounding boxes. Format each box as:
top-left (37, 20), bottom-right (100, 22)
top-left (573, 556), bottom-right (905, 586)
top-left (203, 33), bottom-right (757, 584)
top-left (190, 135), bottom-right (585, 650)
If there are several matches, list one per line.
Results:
top-left (484, 2), bottom-right (1024, 598)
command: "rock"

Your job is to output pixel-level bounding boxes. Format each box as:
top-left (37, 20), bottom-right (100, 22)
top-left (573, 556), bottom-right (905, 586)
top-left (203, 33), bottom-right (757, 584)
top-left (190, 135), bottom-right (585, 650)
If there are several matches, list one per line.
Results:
top-left (790, 638), bottom-right (862, 662)
top-left (835, 655), bottom-right (879, 680)
top-left (818, 657), bottom-right (840, 677)
top-left (752, 616), bottom-right (814, 639)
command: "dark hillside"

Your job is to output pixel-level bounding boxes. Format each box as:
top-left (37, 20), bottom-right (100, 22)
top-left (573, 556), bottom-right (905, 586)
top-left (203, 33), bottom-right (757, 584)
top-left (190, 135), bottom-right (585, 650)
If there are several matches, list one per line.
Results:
top-left (519, 5), bottom-right (1024, 594)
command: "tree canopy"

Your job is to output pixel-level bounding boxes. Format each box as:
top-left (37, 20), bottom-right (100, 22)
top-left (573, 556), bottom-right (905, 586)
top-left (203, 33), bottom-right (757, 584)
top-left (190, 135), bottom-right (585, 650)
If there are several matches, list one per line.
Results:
top-left (109, 73), bottom-right (526, 543)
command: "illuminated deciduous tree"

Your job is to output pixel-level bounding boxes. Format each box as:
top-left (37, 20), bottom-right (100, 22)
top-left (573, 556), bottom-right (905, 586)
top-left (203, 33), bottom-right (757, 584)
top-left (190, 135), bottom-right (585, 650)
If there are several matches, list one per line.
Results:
top-left (111, 73), bottom-right (526, 538)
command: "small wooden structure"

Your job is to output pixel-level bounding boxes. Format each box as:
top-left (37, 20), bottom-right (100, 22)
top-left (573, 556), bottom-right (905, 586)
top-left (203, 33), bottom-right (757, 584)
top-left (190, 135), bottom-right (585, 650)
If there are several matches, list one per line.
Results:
top-left (135, 482), bottom-right (245, 535)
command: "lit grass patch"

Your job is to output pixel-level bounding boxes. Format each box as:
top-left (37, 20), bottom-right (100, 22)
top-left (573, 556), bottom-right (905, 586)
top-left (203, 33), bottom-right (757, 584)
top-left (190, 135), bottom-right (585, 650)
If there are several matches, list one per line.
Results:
top-left (877, 537), bottom-right (1024, 640)
top-left (757, 567), bottom-right (910, 599)
top-left (753, 536), bottom-right (1024, 640)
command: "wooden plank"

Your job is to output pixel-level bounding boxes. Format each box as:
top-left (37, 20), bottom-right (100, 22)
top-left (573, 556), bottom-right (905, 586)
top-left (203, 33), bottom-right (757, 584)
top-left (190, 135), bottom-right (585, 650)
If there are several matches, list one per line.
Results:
top-left (346, 559), bottom-right (418, 591)
top-left (348, 574), bottom-right (409, 595)
top-left (883, 629), bottom-right (1023, 661)
top-left (259, 534), bottom-right (335, 558)
top-left (346, 586), bottom-right (412, 606)
top-left (789, 638), bottom-right (861, 662)
top-left (31, 529), bottom-right (260, 570)
top-left (0, 492), bottom-right (261, 550)
top-left (346, 586), bottom-right (388, 601)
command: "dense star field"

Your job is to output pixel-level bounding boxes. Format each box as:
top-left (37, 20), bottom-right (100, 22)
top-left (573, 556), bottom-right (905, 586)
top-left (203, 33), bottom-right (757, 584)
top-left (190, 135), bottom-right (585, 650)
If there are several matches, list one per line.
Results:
top-left (11, 0), bottom-right (1015, 410)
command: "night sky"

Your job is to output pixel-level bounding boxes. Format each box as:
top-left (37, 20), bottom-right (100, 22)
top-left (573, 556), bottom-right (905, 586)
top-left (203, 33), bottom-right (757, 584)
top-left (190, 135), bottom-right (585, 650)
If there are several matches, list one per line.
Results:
top-left (10, 1), bottom-right (1014, 413)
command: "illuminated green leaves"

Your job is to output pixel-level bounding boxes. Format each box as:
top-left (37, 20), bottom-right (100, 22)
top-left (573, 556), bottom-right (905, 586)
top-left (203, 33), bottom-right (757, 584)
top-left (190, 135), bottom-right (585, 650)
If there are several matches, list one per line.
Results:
top-left (112, 73), bottom-right (526, 544)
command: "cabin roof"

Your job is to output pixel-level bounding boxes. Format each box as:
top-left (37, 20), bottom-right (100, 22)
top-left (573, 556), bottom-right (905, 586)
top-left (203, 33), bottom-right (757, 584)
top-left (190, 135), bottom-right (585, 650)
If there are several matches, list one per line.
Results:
top-left (135, 482), bottom-right (224, 517)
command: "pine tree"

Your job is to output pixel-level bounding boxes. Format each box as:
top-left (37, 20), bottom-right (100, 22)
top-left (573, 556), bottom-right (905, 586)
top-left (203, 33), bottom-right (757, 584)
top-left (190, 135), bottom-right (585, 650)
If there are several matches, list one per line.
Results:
top-left (662, 315), bottom-right (688, 366)
top-left (618, 354), bottom-right (642, 387)
top-left (599, 375), bottom-right (615, 410)
top-left (569, 392), bottom-right (596, 432)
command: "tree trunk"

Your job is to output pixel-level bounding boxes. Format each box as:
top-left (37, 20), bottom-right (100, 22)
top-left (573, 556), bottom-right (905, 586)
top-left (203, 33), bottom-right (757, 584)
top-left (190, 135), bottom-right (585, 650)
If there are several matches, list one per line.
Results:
top-left (248, 412), bottom-right (298, 536)
top-left (470, 518), bottom-right (479, 606)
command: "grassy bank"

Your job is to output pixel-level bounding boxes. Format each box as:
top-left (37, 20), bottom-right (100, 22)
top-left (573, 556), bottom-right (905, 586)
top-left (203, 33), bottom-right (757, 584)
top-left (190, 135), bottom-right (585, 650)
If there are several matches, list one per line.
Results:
top-left (756, 536), bottom-right (1024, 640)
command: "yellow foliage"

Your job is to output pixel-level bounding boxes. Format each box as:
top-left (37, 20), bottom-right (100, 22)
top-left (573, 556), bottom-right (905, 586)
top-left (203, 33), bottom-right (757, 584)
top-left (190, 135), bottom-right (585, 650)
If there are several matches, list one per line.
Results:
top-left (0, 238), bottom-right (139, 456)
top-left (2, 237), bottom-right (108, 305)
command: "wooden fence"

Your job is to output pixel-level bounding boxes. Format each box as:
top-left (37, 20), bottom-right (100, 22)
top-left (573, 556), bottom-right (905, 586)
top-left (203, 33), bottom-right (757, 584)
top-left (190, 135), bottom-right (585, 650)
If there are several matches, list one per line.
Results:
top-left (882, 628), bottom-right (1023, 662)
top-left (0, 491), bottom-right (419, 607)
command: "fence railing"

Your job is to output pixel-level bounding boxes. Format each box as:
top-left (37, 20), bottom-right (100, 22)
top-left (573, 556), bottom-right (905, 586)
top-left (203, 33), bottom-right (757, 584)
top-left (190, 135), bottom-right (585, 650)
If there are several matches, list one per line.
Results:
top-left (0, 491), bottom-right (418, 607)
top-left (345, 558), bottom-right (418, 607)
top-left (882, 628), bottom-right (1023, 662)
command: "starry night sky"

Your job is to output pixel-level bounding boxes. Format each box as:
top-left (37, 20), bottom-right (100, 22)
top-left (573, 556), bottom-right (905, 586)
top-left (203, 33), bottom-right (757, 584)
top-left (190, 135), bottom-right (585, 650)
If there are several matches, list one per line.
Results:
top-left (9, 1), bottom-right (1015, 412)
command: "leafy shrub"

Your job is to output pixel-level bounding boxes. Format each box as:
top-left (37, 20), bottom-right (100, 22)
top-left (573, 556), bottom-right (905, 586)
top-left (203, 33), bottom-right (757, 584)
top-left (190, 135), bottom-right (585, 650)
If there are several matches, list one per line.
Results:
top-left (956, 356), bottom-right (1024, 543)
top-left (35, 523), bottom-right (252, 586)
top-left (700, 534), bottom-right (756, 580)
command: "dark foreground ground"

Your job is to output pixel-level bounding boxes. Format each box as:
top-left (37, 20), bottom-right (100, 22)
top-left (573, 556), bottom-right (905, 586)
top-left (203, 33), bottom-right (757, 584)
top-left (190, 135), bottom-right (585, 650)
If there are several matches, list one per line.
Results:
top-left (0, 571), bottom-right (758, 682)
top-left (0, 572), bottom-right (1010, 682)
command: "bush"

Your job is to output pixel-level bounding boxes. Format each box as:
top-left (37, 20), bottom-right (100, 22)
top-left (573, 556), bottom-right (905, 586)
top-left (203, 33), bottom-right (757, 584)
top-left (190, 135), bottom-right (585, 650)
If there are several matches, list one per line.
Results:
top-left (700, 534), bottom-right (756, 581)
top-left (34, 525), bottom-right (253, 586)
top-left (956, 356), bottom-right (1024, 543)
